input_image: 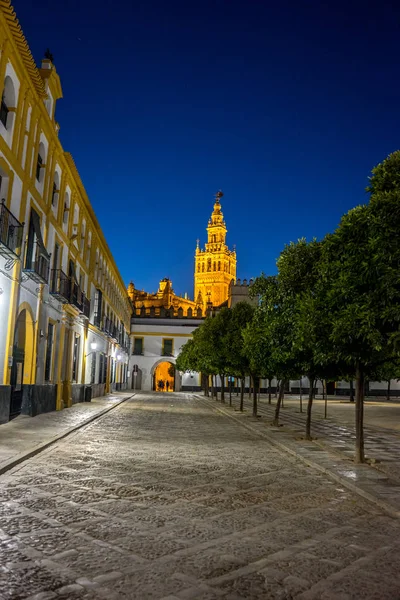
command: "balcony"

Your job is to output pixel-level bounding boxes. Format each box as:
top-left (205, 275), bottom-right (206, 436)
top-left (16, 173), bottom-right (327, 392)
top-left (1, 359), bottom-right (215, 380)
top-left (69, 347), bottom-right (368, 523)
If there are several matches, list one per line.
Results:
top-left (102, 316), bottom-right (113, 336)
top-left (23, 247), bottom-right (50, 284)
top-left (49, 269), bottom-right (70, 303)
top-left (94, 312), bottom-right (101, 328)
top-left (82, 295), bottom-right (90, 319)
top-left (0, 200), bottom-right (24, 259)
top-left (50, 273), bottom-right (89, 316)
top-left (70, 281), bottom-right (90, 318)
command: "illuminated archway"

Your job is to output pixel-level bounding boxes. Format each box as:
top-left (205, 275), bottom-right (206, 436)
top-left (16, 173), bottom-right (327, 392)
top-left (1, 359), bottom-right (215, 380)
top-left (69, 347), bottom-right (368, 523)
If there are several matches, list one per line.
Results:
top-left (153, 361), bottom-right (175, 392)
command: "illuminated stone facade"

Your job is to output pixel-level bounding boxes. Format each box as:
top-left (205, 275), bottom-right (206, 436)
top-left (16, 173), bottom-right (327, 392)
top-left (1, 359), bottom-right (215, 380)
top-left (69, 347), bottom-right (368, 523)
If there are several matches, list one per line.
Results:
top-left (128, 278), bottom-right (199, 317)
top-left (194, 191), bottom-right (236, 309)
top-left (0, 1), bottom-right (131, 422)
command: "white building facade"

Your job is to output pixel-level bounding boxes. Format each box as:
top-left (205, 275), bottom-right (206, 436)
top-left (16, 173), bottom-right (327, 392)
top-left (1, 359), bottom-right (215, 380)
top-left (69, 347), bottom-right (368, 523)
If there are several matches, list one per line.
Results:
top-left (129, 316), bottom-right (203, 392)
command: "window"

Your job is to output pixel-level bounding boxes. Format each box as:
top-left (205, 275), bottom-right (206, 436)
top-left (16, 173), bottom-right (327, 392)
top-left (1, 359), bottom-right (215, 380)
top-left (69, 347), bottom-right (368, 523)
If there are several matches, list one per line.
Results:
top-left (90, 353), bottom-right (96, 384)
top-left (197, 263), bottom-right (200, 272)
top-left (98, 353), bottom-right (104, 384)
top-left (0, 94), bottom-right (8, 128)
top-left (94, 288), bottom-right (102, 327)
top-left (63, 192), bottom-right (70, 225)
top-left (218, 261), bottom-right (221, 271)
top-left (72, 333), bottom-right (80, 382)
top-left (213, 261), bottom-right (216, 271)
top-left (103, 354), bottom-right (107, 384)
top-left (51, 182), bottom-right (57, 206)
top-left (207, 258), bottom-right (211, 272)
top-left (202, 262), bottom-right (204, 272)
top-left (36, 153), bottom-right (43, 181)
top-left (44, 322), bottom-right (54, 381)
top-left (51, 242), bottom-right (60, 291)
top-left (24, 208), bottom-right (50, 275)
top-left (133, 337), bottom-right (143, 355)
top-left (162, 338), bottom-right (173, 357)
top-left (1, 76), bottom-right (16, 131)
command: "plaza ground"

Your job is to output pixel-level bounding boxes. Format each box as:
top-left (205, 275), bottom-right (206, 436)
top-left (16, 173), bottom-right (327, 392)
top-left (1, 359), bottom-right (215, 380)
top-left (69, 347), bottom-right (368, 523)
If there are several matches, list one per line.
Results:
top-left (1, 392), bottom-right (400, 599)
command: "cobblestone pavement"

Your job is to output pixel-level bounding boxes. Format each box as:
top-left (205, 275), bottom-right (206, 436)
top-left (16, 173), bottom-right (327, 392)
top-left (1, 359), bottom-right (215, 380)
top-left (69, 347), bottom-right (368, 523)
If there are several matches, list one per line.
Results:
top-left (1, 392), bottom-right (400, 600)
top-left (0, 393), bottom-right (132, 473)
top-left (238, 394), bottom-right (400, 483)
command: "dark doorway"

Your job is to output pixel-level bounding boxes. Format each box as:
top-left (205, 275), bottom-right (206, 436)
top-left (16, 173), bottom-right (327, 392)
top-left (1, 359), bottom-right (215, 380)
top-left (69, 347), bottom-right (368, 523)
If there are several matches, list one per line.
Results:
top-left (10, 346), bottom-right (24, 418)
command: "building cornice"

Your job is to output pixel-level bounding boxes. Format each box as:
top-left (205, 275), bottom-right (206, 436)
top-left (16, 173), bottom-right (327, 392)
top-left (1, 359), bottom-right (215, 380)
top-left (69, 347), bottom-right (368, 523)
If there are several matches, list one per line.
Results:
top-left (0, 0), bottom-right (46, 98)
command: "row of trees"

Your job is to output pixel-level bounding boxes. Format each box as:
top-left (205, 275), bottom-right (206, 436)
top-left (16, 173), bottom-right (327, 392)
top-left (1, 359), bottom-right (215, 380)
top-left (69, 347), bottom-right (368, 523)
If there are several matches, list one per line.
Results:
top-left (177, 152), bottom-right (400, 463)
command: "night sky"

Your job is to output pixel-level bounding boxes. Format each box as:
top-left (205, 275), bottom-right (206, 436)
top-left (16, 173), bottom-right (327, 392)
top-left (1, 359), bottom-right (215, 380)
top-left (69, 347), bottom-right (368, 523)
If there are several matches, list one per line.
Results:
top-left (15, 0), bottom-right (400, 297)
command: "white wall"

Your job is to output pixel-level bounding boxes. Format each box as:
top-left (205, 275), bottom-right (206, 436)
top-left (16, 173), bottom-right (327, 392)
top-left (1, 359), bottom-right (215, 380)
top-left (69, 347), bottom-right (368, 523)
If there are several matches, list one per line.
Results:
top-left (129, 320), bottom-right (199, 391)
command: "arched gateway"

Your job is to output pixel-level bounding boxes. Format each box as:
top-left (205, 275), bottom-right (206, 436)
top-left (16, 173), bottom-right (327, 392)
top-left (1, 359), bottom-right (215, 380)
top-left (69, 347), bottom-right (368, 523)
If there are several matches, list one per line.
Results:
top-left (151, 359), bottom-right (180, 392)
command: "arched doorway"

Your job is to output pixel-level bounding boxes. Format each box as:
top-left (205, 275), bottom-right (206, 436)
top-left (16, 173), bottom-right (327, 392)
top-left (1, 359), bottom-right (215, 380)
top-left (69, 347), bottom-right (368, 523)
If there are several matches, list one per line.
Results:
top-left (10, 304), bottom-right (35, 417)
top-left (153, 361), bottom-right (175, 392)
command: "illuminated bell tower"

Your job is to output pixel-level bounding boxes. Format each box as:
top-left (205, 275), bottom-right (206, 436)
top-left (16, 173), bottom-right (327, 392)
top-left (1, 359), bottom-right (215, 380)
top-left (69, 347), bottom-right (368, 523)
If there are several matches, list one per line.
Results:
top-left (194, 191), bottom-right (237, 308)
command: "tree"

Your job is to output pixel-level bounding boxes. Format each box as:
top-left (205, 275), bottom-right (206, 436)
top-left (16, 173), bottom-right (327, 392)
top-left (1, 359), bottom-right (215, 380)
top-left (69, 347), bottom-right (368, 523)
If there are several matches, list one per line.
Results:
top-left (319, 151), bottom-right (400, 462)
top-left (177, 309), bottom-right (233, 402)
top-left (248, 275), bottom-right (299, 425)
top-left (225, 302), bottom-right (255, 412)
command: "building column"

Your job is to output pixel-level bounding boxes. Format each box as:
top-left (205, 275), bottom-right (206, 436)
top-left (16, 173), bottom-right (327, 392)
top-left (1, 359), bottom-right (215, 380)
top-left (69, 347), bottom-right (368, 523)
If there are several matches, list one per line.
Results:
top-left (55, 322), bottom-right (65, 410)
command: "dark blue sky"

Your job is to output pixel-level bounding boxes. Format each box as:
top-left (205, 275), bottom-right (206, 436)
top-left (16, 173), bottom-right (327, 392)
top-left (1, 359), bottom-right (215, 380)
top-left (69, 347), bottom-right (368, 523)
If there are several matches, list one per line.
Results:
top-left (16, 0), bottom-right (400, 297)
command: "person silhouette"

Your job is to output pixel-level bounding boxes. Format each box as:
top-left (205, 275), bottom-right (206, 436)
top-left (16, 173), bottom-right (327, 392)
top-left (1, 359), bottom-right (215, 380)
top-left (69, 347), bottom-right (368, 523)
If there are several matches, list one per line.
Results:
top-left (166, 380), bottom-right (170, 392)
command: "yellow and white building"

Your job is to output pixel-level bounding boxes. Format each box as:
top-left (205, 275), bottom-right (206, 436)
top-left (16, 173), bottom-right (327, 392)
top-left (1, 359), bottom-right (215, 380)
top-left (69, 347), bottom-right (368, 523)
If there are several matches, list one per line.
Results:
top-left (0, 1), bottom-right (131, 423)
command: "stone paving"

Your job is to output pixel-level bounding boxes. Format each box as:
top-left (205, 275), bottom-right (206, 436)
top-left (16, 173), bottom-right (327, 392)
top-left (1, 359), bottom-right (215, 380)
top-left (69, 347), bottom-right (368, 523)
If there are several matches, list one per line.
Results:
top-left (232, 393), bottom-right (400, 483)
top-left (1, 392), bottom-right (400, 599)
top-left (0, 393), bottom-right (132, 473)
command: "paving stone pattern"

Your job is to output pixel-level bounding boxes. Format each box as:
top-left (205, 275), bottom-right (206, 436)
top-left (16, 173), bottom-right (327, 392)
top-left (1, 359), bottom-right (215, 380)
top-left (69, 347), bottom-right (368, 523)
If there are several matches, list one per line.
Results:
top-left (1, 392), bottom-right (400, 599)
top-left (232, 393), bottom-right (400, 482)
top-left (0, 394), bottom-right (132, 472)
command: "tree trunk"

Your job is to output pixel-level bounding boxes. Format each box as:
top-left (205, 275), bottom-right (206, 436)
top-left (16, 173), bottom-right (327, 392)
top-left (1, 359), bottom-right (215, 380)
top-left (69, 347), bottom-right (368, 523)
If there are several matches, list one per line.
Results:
top-left (229, 378), bottom-right (232, 406)
top-left (306, 378), bottom-right (314, 440)
top-left (275, 380), bottom-right (279, 398)
top-left (213, 375), bottom-right (218, 400)
top-left (355, 364), bottom-right (365, 464)
top-left (350, 380), bottom-right (355, 402)
top-left (240, 377), bottom-right (245, 411)
top-left (387, 380), bottom-right (391, 402)
top-left (324, 380), bottom-right (327, 419)
top-left (220, 374), bottom-right (225, 403)
top-left (249, 376), bottom-right (252, 399)
top-left (252, 376), bottom-right (258, 417)
top-left (272, 379), bottom-right (285, 426)
top-left (268, 379), bottom-right (272, 404)
top-left (236, 377), bottom-right (239, 396)
top-left (299, 378), bottom-right (303, 413)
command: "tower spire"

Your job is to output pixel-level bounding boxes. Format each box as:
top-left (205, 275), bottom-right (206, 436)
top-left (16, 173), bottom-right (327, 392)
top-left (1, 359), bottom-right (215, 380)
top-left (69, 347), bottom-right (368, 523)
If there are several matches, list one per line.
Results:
top-left (193, 191), bottom-right (237, 309)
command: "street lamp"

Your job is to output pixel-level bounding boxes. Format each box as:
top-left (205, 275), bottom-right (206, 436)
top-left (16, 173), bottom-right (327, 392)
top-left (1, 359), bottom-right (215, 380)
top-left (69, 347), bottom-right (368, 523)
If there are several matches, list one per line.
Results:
top-left (86, 340), bottom-right (98, 357)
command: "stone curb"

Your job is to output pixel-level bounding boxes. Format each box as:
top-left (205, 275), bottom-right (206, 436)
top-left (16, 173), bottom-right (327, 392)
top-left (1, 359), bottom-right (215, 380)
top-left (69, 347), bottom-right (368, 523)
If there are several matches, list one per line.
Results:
top-left (195, 394), bottom-right (400, 520)
top-left (0, 393), bottom-right (135, 477)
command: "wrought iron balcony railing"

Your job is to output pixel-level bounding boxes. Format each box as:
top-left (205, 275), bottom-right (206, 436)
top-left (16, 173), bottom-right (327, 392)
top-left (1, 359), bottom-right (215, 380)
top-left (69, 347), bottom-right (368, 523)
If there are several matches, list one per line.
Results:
top-left (23, 247), bottom-right (50, 284)
top-left (93, 311), bottom-right (101, 328)
top-left (70, 281), bottom-right (90, 318)
top-left (49, 269), bottom-right (70, 303)
top-left (0, 200), bottom-right (24, 259)
top-left (102, 316), bottom-right (113, 336)
top-left (82, 295), bottom-right (90, 319)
